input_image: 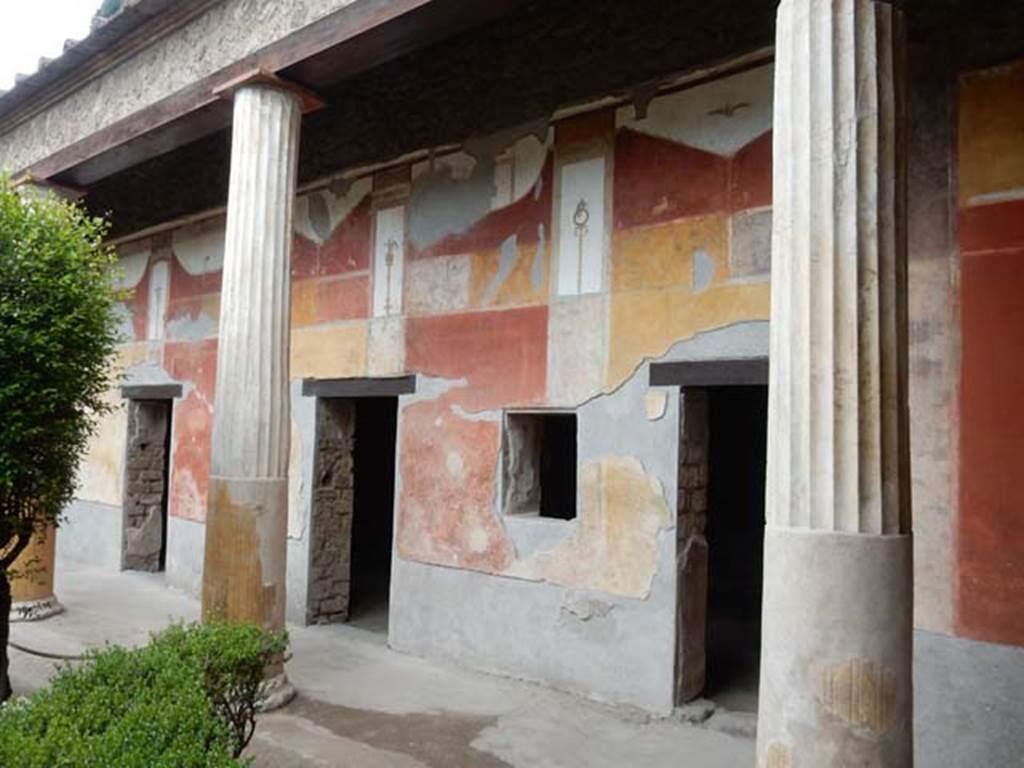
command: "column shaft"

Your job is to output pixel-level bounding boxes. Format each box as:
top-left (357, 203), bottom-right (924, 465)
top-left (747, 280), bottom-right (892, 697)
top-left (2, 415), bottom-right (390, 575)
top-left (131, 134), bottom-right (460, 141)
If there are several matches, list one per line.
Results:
top-left (10, 528), bottom-right (63, 622)
top-left (757, 0), bottom-right (912, 764)
top-left (202, 84), bottom-right (300, 641)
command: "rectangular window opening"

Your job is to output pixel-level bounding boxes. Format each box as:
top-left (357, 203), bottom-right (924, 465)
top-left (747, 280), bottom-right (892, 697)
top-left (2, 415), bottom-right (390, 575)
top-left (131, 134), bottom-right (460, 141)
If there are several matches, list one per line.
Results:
top-left (503, 412), bottom-right (577, 520)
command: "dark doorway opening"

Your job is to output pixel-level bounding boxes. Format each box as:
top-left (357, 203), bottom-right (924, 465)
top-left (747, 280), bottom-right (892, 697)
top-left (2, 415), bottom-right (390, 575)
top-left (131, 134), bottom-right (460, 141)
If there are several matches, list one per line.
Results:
top-left (122, 399), bottom-right (173, 572)
top-left (704, 385), bottom-right (767, 712)
top-left (307, 395), bottom-right (398, 634)
top-left (349, 397), bottom-right (398, 631)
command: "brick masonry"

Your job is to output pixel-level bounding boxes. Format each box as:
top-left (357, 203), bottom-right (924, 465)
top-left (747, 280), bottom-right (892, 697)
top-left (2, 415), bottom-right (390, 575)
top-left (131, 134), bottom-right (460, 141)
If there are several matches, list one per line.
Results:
top-left (122, 399), bottom-right (170, 571)
top-left (307, 398), bottom-right (356, 625)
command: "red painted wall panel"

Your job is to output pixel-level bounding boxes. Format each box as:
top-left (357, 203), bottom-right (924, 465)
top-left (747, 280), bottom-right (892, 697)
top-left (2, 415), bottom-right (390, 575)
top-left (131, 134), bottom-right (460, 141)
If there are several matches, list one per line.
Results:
top-left (405, 306), bottom-right (548, 411)
top-left (958, 200), bottom-right (1024, 646)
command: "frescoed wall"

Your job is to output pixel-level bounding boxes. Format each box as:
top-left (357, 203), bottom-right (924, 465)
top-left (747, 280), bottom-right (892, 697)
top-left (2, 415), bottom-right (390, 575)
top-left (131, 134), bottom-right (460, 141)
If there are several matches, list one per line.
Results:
top-left (65, 65), bottom-right (776, 712)
top-left (62, 54), bottom-right (1024, 717)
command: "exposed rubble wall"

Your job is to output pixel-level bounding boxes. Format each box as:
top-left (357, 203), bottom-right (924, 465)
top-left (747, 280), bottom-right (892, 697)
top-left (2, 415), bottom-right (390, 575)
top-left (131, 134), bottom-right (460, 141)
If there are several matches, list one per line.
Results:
top-left (122, 399), bottom-right (170, 571)
top-left (306, 398), bottom-right (355, 625)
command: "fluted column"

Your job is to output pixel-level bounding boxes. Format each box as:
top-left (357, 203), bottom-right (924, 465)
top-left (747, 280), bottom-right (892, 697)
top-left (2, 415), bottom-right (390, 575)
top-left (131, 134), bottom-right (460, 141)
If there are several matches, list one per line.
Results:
top-left (757, 1), bottom-right (912, 765)
top-left (202, 82), bottom-right (300, 708)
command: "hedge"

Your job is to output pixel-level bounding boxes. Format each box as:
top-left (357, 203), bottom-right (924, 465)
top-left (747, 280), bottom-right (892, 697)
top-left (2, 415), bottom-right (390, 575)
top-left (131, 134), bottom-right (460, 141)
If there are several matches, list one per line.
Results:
top-left (0, 622), bottom-right (286, 767)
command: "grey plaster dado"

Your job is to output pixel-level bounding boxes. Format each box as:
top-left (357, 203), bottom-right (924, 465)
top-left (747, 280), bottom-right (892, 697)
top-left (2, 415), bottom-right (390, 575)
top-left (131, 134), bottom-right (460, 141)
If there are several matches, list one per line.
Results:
top-left (389, 536), bottom-right (678, 714)
top-left (165, 515), bottom-right (206, 598)
top-left (914, 630), bottom-right (1024, 768)
top-left (0, 0), bottom-right (357, 174)
top-left (57, 499), bottom-right (123, 572)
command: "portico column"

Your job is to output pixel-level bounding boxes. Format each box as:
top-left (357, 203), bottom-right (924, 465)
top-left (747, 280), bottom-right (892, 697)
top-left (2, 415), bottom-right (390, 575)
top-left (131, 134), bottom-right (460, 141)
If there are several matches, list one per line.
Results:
top-left (757, 1), bottom-right (912, 765)
top-left (201, 78), bottom-right (302, 708)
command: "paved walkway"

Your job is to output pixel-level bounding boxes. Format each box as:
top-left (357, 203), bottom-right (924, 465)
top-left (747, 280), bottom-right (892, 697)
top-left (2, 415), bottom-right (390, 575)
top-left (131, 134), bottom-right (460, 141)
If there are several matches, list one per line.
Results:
top-left (9, 562), bottom-right (754, 767)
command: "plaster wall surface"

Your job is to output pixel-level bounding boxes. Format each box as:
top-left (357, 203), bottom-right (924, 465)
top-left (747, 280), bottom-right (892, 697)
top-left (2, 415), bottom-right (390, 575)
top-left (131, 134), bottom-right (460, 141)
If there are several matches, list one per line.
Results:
top-left (56, 500), bottom-right (122, 572)
top-left (286, 381), bottom-right (317, 625)
top-left (388, 544), bottom-right (678, 714)
top-left (906, 43), bottom-right (958, 635)
top-left (49, 50), bottom-right (1024, 735)
top-left (914, 630), bottom-right (1024, 768)
top-left (165, 515), bottom-right (205, 598)
top-left (0, 0), bottom-right (357, 174)
top-left (59, 65), bottom-right (778, 711)
top-left (58, 59), bottom-right (1015, 720)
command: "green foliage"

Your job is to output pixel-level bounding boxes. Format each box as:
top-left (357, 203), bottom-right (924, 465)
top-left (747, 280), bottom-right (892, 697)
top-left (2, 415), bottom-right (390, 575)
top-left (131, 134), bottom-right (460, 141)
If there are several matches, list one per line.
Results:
top-left (95, 0), bottom-right (124, 21)
top-left (146, 622), bottom-right (288, 757)
top-left (0, 621), bottom-right (287, 767)
top-left (0, 178), bottom-right (121, 560)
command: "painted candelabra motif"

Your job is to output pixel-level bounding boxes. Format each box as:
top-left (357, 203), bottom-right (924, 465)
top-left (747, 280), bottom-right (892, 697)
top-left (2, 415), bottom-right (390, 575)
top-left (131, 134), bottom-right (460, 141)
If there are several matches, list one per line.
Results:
top-left (556, 155), bottom-right (605, 296)
top-left (373, 206), bottom-right (406, 317)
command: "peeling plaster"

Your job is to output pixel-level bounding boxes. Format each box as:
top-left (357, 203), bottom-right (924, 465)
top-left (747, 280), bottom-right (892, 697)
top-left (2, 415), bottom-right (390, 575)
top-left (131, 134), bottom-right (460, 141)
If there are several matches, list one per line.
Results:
top-left (615, 64), bottom-right (774, 156)
top-left (166, 309), bottom-right (218, 341)
top-left (172, 216), bottom-right (226, 275)
top-left (482, 234), bottom-right (519, 305)
top-left (114, 241), bottom-right (151, 290)
top-left (561, 595), bottom-right (615, 622)
top-left (691, 249), bottom-right (715, 293)
top-left (408, 120), bottom-right (550, 248)
top-left (645, 390), bottom-right (668, 421)
top-left (507, 457), bottom-right (672, 599)
top-left (531, 224), bottom-right (546, 290)
top-left (294, 177), bottom-right (372, 245)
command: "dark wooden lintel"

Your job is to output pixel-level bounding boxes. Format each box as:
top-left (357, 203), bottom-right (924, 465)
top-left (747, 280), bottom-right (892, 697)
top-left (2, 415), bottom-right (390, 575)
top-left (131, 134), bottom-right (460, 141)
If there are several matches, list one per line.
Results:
top-left (649, 359), bottom-right (769, 388)
top-left (121, 383), bottom-right (183, 400)
top-left (302, 375), bottom-right (416, 398)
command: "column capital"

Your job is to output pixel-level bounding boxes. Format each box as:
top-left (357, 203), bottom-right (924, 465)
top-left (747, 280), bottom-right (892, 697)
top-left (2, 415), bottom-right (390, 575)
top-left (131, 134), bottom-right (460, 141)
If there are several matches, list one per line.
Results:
top-left (213, 68), bottom-right (324, 113)
top-left (10, 172), bottom-right (85, 202)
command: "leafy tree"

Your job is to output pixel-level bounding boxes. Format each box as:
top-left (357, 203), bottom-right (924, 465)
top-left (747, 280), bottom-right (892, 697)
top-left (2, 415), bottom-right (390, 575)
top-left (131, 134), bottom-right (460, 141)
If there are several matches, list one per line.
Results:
top-left (0, 178), bottom-right (121, 701)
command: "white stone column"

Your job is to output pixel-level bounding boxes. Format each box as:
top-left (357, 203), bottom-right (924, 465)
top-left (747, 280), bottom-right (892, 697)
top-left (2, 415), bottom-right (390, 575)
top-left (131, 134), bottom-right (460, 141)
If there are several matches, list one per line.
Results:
top-left (757, 1), bottom-right (912, 765)
top-left (202, 82), bottom-right (301, 708)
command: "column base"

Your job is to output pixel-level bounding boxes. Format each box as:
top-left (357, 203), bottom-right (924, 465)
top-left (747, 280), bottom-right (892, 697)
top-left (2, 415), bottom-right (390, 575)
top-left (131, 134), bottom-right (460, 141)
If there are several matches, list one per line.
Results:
top-left (257, 671), bottom-right (296, 711)
top-left (10, 596), bottom-right (64, 623)
top-left (756, 527), bottom-right (913, 768)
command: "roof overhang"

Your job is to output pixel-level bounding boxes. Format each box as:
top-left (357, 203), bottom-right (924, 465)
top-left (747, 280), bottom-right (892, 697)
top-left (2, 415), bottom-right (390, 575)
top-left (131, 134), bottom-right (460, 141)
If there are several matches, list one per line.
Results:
top-left (9, 0), bottom-right (530, 187)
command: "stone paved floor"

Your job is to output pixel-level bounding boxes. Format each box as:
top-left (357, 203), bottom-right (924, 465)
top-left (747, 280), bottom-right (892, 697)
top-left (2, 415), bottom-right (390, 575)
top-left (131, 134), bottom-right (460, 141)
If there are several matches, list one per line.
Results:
top-left (9, 561), bottom-right (755, 767)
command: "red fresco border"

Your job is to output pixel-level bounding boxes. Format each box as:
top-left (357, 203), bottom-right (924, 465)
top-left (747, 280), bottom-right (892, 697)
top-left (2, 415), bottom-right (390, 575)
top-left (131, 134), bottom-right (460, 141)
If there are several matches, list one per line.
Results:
top-left (405, 306), bottom-right (548, 411)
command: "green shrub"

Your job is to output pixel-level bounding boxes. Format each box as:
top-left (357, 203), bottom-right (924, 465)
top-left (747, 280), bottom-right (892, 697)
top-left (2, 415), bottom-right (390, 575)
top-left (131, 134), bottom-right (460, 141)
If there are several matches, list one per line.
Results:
top-left (0, 621), bottom-right (287, 767)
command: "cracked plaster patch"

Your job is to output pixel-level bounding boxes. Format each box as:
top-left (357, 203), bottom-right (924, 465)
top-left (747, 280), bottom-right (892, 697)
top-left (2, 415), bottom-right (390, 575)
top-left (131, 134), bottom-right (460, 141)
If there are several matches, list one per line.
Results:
top-left (507, 456), bottom-right (671, 598)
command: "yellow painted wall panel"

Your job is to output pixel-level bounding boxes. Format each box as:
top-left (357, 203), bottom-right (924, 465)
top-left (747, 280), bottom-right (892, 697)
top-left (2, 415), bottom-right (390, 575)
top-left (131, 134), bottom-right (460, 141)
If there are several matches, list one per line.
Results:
top-left (290, 323), bottom-right (368, 380)
top-left (469, 244), bottom-right (549, 309)
top-left (611, 215), bottom-right (727, 292)
top-left (607, 281), bottom-right (770, 387)
top-left (290, 278), bottom-right (318, 328)
top-left (960, 61), bottom-right (1024, 203)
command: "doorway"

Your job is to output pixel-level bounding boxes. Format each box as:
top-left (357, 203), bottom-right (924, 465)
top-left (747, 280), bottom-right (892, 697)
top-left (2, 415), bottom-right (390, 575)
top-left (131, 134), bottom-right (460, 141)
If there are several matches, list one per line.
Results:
top-left (665, 362), bottom-right (767, 713)
top-left (122, 398), bottom-right (173, 572)
top-left (704, 386), bottom-right (767, 711)
top-left (307, 396), bottom-right (398, 632)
